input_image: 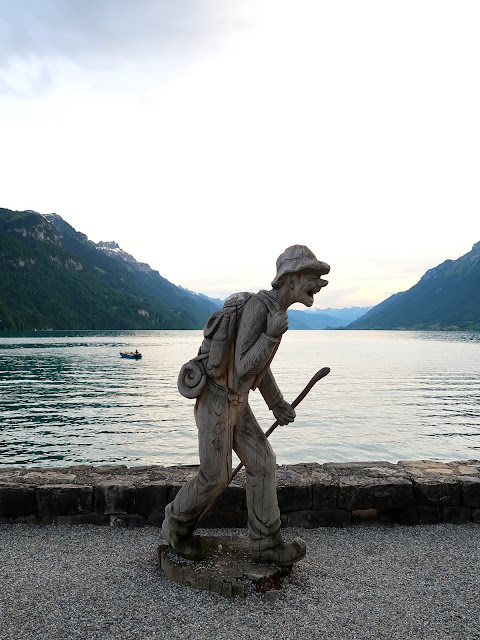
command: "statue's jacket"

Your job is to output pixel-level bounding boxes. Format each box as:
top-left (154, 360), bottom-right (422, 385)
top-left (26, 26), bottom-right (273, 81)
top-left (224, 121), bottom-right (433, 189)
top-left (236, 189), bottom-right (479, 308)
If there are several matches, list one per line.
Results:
top-left (198, 290), bottom-right (284, 412)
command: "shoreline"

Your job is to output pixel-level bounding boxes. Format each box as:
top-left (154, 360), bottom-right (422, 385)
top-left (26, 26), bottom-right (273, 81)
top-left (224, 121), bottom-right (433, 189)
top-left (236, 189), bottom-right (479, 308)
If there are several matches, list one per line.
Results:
top-left (1, 460), bottom-right (479, 528)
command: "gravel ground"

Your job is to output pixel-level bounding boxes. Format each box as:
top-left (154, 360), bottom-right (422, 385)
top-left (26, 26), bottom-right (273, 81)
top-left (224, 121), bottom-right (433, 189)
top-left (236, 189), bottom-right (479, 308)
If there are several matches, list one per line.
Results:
top-left (0, 523), bottom-right (479, 640)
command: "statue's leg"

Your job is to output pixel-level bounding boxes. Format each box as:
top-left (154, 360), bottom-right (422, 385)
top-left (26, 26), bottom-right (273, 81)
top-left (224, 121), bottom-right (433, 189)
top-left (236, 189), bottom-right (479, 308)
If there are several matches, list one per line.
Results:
top-left (233, 403), bottom-right (306, 565)
top-left (162, 388), bottom-right (235, 557)
top-left (233, 403), bottom-right (283, 552)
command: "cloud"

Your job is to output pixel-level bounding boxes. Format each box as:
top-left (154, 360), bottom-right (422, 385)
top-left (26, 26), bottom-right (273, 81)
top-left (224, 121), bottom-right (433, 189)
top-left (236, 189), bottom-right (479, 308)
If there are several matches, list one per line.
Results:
top-left (1, 1), bottom-right (479, 310)
top-left (0, 1), bottom-right (223, 61)
top-left (0, 0), bottom-right (249, 95)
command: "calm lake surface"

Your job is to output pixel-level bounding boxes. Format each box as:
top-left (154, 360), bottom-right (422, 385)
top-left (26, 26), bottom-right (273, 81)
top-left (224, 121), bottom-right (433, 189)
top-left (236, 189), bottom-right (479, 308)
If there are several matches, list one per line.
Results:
top-left (1, 330), bottom-right (479, 467)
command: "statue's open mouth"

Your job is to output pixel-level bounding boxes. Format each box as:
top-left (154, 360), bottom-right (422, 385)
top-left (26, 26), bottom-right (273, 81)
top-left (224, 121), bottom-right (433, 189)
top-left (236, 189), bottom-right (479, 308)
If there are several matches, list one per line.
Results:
top-left (306, 283), bottom-right (327, 304)
top-left (306, 265), bottom-right (329, 303)
top-left (308, 276), bottom-right (329, 297)
top-left (316, 263), bottom-right (330, 292)
top-left (308, 280), bottom-right (328, 297)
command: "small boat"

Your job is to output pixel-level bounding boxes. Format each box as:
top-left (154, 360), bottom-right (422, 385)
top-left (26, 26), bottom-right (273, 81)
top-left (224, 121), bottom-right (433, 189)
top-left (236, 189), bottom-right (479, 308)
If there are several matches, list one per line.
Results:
top-left (120, 351), bottom-right (142, 359)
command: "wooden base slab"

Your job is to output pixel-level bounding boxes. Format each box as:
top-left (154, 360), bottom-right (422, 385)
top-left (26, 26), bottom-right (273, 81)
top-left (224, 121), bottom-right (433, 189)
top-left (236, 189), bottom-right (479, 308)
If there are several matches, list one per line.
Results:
top-left (158, 535), bottom-right (293, 598)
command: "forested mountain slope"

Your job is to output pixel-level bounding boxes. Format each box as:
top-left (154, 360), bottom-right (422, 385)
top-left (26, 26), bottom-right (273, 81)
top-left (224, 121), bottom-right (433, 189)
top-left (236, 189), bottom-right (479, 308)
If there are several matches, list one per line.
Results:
top-left (0, 208), bottom-right (219, 330)
top-left (348, 242), bottom-right (480, 330)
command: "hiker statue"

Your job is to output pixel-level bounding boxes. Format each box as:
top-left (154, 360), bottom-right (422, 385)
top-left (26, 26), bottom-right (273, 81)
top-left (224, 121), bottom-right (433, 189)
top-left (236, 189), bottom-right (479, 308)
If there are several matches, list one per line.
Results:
top-left (163, 245), bottom-right (330, 565)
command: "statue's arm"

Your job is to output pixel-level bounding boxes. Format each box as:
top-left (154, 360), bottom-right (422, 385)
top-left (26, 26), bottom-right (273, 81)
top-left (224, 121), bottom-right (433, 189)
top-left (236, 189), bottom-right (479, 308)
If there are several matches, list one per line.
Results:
top-left (235, 297), bottom-right (278, 381)
top-left (236, 297), bottom-right (296, 424)
top-left (258, 367), bottom-right (283, 409)
top-left (259, 368), bottom-right (296, 423)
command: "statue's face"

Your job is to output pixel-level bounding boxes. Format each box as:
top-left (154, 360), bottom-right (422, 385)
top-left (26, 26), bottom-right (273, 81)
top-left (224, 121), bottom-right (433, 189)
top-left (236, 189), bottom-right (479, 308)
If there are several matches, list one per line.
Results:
top-left (290, 269), bottom-right (328, 307)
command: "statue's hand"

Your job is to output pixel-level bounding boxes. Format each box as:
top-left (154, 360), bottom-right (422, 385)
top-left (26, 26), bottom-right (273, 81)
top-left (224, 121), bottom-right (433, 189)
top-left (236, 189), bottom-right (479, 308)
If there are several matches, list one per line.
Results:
top-left (266, 310), bottom-right (288, 339)
top-left (272, 399), bottom-right (296, 425)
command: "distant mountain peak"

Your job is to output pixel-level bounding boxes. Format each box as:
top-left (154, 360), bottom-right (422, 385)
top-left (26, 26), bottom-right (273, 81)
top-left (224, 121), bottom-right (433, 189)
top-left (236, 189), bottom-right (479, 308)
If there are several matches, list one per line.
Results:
top-left (96, 240), bottom-right (120, 251)
top-left (94, 240), bottom-right (153, 275)
top-left (0, 208), bottom-right (61, 245)
top-left (42, 212), bottom-right (89, 244)
top-left (470, 241), bottom-right (480, 255)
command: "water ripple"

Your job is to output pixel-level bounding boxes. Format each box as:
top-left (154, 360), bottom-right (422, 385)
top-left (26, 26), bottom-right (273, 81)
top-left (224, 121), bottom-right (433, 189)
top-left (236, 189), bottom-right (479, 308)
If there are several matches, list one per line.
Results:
top-left (0, 330), bottom-right (479, 466)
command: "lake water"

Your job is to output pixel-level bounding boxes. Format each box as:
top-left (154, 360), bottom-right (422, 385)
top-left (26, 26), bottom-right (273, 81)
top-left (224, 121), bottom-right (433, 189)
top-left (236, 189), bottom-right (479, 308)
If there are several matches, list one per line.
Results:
top-left (0, 330), bottom-right (479, 467)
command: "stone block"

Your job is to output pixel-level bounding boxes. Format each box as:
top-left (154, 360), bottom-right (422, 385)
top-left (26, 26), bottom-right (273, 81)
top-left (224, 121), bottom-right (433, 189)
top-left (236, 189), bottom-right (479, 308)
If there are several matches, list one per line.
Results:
top-left (166, 482), bottom-right (183, 504)
top-left (0, 484), bottom-right (36, 516)
top-left (276, 469), bottom-right (302, 481)
top-left (440, 507), bottom-right (471, 524)
top-left (287, 509), bottom-right (351, 528)
top-left (55, 513), bottom-right (110, 526)
top-left (352, 509), bottom-right (379, 520)
top-left (110, 514), bottom-right (146, 528)
top-left (135, 482), bottom-right (167, 515)
top-left (146, 513), bottom-right (165, 526)
top-left (351, 509), bottom-right (397, 525)
top-left (0, 515), bottom-right (38, 525)
top-left (461, 477), bottom-right (480, 508)
top-left (94, 465), bottom-right (128, 474)
top-left (398, 506), bottom-right (439, 526)
top-left (214, 485), bottom-right (245, 512)
top-left (36, 485), bottom-right (93, 516)
top-left (472, 509), bottom-right (480, 523)
top-left (312, 482), bottom-right (338, 509)
top-left (451, 462), bottom-right (480, 476)
top-left (323, 461), bottom-right (393, 472)
top-left (337, 477), bottom-right (414, 511)
top-left (412, 479), bottom-right (461, 507)
top-left (95, 482), bottom-right (136, 514)
top-left (200, 510), bottom-right (247, 529)
top-left (398, 460), bottom-right (454, 474)
top-left (277, 485), bottom-right (312, 512)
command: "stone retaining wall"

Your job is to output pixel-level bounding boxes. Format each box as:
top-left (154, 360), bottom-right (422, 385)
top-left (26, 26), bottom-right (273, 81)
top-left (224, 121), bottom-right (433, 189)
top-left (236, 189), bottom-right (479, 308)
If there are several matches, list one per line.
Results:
top-left (1, 461), bottom-right (479, 528)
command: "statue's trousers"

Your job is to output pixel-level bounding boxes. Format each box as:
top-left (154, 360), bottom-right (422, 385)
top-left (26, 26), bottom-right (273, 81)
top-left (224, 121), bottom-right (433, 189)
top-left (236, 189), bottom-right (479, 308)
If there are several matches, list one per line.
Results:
top-left (164, 383), bottom-right (283, 551)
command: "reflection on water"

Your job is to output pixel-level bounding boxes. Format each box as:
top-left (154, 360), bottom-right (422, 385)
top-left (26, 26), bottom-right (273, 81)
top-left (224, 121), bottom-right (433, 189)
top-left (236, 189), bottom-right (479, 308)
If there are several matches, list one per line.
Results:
top-left (0, 330), bottom-right (479, 466)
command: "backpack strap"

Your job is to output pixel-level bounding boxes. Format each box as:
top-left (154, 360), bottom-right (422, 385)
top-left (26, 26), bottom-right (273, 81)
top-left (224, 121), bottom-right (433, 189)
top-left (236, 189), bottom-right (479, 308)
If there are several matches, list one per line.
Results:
top-left (256, 290), bottom-right (280, 315)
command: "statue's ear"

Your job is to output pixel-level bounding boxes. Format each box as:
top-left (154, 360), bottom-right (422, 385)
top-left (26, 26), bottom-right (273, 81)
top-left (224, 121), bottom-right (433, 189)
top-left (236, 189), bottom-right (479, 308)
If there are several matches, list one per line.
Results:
top-left (287, 274), bottom-right (296, 289)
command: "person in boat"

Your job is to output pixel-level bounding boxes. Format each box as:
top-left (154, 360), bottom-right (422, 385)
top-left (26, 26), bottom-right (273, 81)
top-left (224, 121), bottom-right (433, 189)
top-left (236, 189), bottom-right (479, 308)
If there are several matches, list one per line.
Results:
top-left (162, 245), bottom-right (330, 565)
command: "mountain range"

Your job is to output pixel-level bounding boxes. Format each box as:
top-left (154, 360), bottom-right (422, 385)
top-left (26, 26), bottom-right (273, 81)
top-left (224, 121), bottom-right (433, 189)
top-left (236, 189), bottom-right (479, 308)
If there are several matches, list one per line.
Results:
top-left (2, 207), bottom-right (478, 331)
top-left (0, 208), bottom-right (218, 330)
top-left (347, 242), bottom-right (480, 330)
top-left (287, 307), bottom-right (370, 329)
top-left (0, 207), bottom-right (373, 331)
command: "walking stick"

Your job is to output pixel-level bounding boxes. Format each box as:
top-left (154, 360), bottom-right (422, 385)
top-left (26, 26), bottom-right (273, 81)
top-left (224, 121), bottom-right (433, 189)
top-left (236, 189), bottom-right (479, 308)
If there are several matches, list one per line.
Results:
top-left (195, 366), bottom-right (331, 528)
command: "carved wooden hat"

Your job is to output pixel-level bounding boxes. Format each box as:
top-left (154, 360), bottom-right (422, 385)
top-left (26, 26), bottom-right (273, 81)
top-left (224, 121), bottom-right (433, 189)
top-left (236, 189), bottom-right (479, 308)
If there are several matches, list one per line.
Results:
top-left (271, 245), bottom-right (330, 287)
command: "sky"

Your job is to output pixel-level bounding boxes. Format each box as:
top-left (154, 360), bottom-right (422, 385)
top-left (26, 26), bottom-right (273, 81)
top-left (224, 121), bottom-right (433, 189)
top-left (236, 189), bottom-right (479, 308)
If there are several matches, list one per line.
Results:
top-left (1, 1), bottom-right (479, 309)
